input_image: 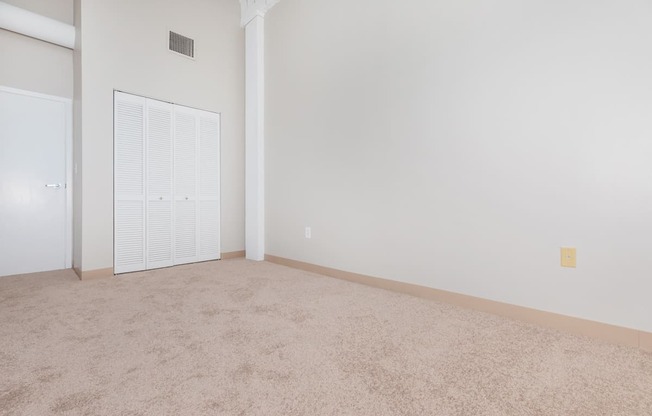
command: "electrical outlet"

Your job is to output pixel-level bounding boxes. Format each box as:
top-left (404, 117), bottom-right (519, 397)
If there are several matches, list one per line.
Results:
top-left (561, 247), bottom-right (576, 268)
top-left (305, 227), bottom-right (311, 239)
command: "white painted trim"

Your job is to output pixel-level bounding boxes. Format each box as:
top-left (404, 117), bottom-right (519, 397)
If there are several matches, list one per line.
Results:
top-left (64, 96), bottom-right (73, 269)
top-left (244, 16), bottom-right (265, 261)
top-left (0, 86), bottom-right (73, 269)
top-left (0, 2), bottom-right (75, 49)
top-left (239, 0), bottom-right (280, 27)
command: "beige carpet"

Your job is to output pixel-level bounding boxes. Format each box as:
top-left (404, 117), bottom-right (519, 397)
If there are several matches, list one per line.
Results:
top-left (1, 259), bottom-right (651, 415)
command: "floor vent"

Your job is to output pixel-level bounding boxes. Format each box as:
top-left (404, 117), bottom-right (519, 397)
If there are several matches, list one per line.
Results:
top-left (169, 31), bottom-right (194, 58)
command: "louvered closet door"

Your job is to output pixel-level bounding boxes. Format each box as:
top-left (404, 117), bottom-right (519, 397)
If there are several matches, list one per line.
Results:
top-left (115, 93), bottom-right (221, 273)
top-left (197, 111), bottom-right (221, 262)
top-left (114, 92), bottom-right (146, 274)
top-left (146, 100), bottom-right (174, 270)
top-left (173, 107), bottom-right (199, 265)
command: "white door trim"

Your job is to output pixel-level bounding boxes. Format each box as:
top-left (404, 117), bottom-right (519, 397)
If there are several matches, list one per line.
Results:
top-left (0, 86), bottom-right (73, 269)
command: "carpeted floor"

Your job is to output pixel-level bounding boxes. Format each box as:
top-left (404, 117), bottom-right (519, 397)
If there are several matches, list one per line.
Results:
top-left (1, 259), bottom-right (651, 415)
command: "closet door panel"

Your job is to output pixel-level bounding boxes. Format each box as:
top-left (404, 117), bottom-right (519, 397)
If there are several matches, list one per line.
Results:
top-left (147, 201), bottom-right (172, 265)
top-left (174, 200), bottom-right (197, 263)
top-left (174, 110), bottom-right (197, 198)
top-left (199, 114), bottom-right (220, 198)
top-left (115, 200), bottom-right (145, 272)
top-left (199, 201), bottom-right (220, 260)
top-left (173, 107), bottom-right (198, 265)
top-left (197, 112), bottom-right (221, 261)
top-left (146, 100), bottom-right (174, 269)
top-left (114, 92), bottom-right (146, 274)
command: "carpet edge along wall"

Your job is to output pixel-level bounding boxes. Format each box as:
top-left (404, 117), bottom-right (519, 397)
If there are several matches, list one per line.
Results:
top-left (265, 255), bottom-right (652, 353)
top-left (74, 251), bottom-right (246, 280)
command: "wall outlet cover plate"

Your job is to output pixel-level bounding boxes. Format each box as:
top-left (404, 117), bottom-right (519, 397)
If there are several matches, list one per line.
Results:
top-left (561, 247), bottom-right (577, 268)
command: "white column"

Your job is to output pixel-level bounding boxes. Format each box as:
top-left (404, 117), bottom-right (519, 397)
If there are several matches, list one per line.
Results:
top-left (245, 15), bottom-right (265, 260)
top-left (241, 0), bottom-right (278, 261)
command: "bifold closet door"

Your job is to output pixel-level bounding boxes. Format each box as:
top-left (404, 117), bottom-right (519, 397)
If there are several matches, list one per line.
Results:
top-left (146, 100), bottom-right (174, 269)
top-left (115, 91), bottom-right (220, 273)
top-left (114, 92), bottom-right (146, 274)
top-left (197, 111), bottom-right (221, 262)
top-left (173, 107), bottom-right (199, 265)
top-left (172, 107), bottom-right (221, 265)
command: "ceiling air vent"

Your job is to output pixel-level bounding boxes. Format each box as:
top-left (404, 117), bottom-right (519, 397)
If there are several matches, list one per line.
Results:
top-left (169, 31), bottom-right (194, 58)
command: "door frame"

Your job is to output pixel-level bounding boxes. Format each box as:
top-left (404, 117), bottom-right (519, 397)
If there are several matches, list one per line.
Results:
top-left (0, 86), bottom-right (73, 269)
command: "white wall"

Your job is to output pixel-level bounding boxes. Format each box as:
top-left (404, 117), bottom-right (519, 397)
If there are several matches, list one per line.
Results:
top-left (265, 0), bottom-right (652, 332)
top-left (2, 0), bottom-right (72, 24)
top-left (0, 0), bottom-right (73, 98)
top-left (77, 0), bottom-right (245, 271)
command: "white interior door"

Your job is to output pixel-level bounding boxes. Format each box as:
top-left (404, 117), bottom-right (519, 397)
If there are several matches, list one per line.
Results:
top-left (0, 87), bottom-right (71, 277)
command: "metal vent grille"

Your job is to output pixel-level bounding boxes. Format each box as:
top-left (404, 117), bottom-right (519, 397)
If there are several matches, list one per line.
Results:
top-left (169, 31), bottom-right (194, 58)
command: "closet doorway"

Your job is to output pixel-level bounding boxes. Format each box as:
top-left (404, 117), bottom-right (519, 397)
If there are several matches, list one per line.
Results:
top-left (113, 91), bottom-right (220, 274)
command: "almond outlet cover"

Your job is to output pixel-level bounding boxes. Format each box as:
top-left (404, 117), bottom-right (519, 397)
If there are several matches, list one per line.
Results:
top-left (561, 247), bottom-right (576, 268)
